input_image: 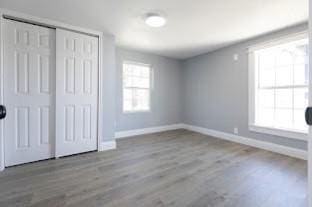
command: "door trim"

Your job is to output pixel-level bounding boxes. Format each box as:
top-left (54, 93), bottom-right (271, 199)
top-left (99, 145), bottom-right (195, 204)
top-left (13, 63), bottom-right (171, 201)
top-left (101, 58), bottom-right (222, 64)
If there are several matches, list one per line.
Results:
top-left (309, 0), bottom-right (312, 205)
top-left (0, 10), bottom-right (4, 171)
top-left (0, 8), bottom-right (105, 171)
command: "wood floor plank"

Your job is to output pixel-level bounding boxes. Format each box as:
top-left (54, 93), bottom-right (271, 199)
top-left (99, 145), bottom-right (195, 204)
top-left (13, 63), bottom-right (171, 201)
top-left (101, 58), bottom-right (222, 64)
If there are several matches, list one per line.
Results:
top-left (0, 129), bottom-right (307, 207)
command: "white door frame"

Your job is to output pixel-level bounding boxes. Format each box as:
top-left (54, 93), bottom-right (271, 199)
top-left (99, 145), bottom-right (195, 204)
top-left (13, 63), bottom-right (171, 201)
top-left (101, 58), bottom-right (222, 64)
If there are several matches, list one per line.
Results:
top-left (0, 8), bottom-right (104, 171)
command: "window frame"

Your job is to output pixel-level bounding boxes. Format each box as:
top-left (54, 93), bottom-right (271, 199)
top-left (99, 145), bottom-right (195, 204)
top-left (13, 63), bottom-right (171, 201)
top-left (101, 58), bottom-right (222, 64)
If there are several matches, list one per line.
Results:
top-left (122, 61), bottom-right (153, 113)
top-left (248, 31), bottom-right (309, 141)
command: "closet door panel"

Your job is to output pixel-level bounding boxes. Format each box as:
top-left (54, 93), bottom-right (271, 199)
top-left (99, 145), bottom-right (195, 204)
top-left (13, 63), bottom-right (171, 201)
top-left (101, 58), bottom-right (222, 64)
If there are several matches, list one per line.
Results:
top-left (55, 29), bottom-right (98, 157)
top-left (4, 19), bottom-right (55, 166)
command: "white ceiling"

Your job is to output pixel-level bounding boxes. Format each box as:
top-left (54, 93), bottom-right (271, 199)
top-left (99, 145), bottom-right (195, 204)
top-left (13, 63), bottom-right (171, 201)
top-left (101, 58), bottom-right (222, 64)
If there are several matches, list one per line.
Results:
top-left (0, 0), bottom-right (308, 59)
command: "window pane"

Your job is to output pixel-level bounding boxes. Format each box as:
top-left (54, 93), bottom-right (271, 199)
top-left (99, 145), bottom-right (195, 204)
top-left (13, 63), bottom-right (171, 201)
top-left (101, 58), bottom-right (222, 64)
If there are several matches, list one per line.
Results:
top-left (258, 89), bottom-right (274, 108)
top-left (294, 64), bottom-right (309, 85)
top-left (130, 76), bottom-right (149, 88)
top-left (275, 109), bottom-right (292, 129)
top-left (140, 67), bottom-right (150, 77)
top-left (276, 50), bottom-right (293, 66)
top-left (259, 68), bottom-right (275, 87)
top-left (295, 56), bottom-right (307, 65)
top-left (123, 66), bottom-right (130, 76)
top-left (132, 77), bottom-right (141, 87)
top-left (123, 88), bottom-right (132, 100)
top-left (138, 89), bottom-right (150, 110)
top-left (275, 66), bottom-right (292, 86)
top-left (294, 88), bottom-right (308, 109)
top-left (123, 100), bottom-right (132, 111)
top-left (132, 65), bottom-right (142, 76)
top-left (256, 108), bottom-right (274, 126)
top-left (294, 109), bottom-right (308, 131)
top-left (275, 88), bottom-right (292, 108)
top-left (259, 51), bottom-right (275, 69)
top-left (123, 75), bottom-right (132, 88)
top-left (294, 44), bottom-right (308, 64)
top-left (138, 78), bottom-right (149, 88)
top-left (132, 89), bottom-right (149, 111)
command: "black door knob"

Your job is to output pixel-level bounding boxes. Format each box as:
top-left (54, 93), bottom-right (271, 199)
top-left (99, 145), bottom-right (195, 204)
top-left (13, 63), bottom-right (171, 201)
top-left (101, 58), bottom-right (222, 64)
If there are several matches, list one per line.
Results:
top-left (0, 105), bottom-right (6, 120)
top-left (305, 107), bottom-right (312, 125)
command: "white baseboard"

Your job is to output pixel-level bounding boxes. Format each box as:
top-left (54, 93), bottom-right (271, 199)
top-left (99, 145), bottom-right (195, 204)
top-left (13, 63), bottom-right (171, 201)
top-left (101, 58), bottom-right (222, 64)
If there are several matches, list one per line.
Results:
top-left (182, 124), bottom-right (307, 160)
top-left (113, 123), bottom-right (307, 160)
top-left (98, 140), bottom-right (116, 151)
top-left (115, 124), bottom-right (184, 139)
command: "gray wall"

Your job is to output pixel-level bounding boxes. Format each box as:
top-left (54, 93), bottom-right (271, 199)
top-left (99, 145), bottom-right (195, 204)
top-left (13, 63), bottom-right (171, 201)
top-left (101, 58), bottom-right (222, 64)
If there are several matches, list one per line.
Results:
top-left (182, 23), bottom-right (308, 150)
top-left (116, 48), bottom-right (182, 132)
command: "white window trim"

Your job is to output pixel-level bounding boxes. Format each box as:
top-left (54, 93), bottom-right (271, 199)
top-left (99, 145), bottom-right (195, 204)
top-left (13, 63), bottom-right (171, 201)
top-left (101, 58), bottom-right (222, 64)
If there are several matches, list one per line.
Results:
top-left (122, 61), bottom-right (153, 114)
top-left (248, 31), bottom-right (309, 141)
top-left (248, 31), bottom-right (308, 53)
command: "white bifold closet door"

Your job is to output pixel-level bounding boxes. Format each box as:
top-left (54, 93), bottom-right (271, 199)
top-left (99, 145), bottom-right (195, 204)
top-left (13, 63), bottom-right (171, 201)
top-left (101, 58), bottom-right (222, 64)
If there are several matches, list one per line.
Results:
top-left (3, 20), bottom-right (99, 167)
top-left (55, 29), bottom-right (98, 157)
top-left (4, 19), bottom-right (56, 166)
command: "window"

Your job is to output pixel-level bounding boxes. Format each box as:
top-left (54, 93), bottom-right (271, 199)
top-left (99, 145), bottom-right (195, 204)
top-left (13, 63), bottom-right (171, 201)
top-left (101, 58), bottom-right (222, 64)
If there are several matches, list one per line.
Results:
top-left (249, 32), bottom-right (309, 140)
top-left (122, 62), bottom-right (151, 112)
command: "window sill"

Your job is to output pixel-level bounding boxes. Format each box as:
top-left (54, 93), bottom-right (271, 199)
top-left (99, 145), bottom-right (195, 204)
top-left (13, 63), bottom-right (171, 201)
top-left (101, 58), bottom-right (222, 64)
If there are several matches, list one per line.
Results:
top-left (249, 125), bottom-right (308, 141)
top-left (122, 110), bottom-right (151, 114)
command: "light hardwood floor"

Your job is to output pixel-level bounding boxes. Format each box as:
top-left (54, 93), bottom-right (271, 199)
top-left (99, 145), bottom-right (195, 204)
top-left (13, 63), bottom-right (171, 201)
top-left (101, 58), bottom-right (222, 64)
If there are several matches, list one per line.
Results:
top-left (0, 129), bottom-right (307, 207)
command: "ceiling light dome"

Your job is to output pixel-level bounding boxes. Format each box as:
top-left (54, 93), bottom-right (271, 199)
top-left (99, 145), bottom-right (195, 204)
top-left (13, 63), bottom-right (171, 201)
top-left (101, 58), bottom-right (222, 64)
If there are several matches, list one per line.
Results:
top-left (145, 14), bottom-right (166, 27)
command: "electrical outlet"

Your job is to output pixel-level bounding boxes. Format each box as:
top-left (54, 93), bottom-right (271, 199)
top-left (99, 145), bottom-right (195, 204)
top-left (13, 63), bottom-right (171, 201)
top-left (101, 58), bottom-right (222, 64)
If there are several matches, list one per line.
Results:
top-left (233, 54), bottom-right (239, 61)
top-left (234, 127), bottom-right (238, 134)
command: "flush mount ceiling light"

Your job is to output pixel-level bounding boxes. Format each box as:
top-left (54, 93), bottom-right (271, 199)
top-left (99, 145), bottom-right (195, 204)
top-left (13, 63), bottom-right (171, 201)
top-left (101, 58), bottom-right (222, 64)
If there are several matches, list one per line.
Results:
top-left (145, 14), bottom-right (166, 27)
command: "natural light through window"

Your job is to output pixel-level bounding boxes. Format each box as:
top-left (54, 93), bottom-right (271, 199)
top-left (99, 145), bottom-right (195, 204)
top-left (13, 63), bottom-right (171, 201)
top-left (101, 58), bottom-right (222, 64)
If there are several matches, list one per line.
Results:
top-left (123, 62), bottom-right (151, 112)
top-left (249, 33), bottom-right (309, 139)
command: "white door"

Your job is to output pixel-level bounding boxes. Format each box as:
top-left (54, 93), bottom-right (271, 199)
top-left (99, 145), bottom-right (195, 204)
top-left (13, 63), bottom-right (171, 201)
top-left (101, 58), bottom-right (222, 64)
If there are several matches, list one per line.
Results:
top-left (3, 19), bottom-right (55, 166)
top-left (55, 29), bottom-right (98, 157)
